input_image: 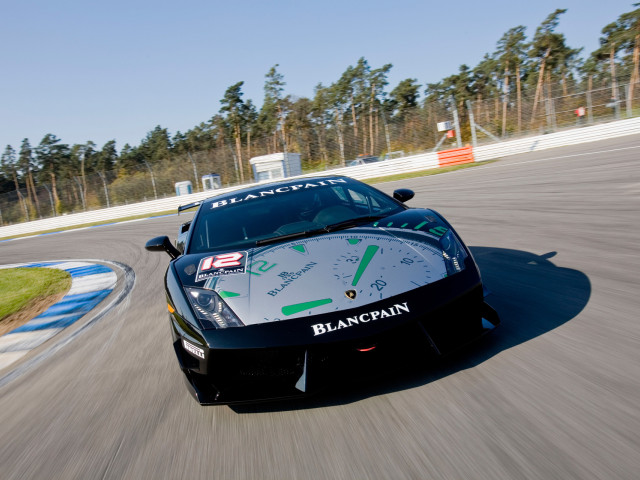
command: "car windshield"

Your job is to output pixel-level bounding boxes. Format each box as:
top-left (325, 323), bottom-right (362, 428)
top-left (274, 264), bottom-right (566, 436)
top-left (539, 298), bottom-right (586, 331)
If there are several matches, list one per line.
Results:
top-left (187, 178), bottom-right (404, 253)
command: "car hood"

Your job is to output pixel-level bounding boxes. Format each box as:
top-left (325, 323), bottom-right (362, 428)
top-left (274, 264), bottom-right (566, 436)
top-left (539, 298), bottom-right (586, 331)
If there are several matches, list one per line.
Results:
top-left (175, 210), bottom-right (457, 326)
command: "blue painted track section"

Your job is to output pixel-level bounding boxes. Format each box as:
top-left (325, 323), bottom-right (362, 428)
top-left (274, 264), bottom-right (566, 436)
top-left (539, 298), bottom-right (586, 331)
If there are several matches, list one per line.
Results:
top-left (0, 261), bottom-right (118, 370)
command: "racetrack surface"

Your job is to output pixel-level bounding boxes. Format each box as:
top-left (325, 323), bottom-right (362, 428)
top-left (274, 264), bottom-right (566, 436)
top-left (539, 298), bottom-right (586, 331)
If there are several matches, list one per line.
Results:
top-left (0, 135), bottom-right (638, 479)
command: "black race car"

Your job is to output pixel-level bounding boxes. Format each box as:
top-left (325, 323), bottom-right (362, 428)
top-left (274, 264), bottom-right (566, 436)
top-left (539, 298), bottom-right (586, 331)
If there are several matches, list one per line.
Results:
top-left (146, 175), bottom-right (499, 404)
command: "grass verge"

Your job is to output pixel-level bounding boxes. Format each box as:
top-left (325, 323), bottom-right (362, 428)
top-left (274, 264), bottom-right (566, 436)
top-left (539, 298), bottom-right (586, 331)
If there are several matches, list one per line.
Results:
top-left (0, 268), bottom-right (72, 322)
top-left (361, 160), bottom-right (497, 185)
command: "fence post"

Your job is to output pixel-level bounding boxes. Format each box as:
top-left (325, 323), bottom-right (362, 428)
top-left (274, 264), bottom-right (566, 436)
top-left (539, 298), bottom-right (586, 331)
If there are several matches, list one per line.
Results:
top-left (42, 183), bottom-right (55, 217)
top-left (432, 133), bottom-right (449, 152)
top-left (450, 96), bottom-right (462, 148)
top-left (466, 100), bottom-right (478, 147)
top-left (187, 152), bottom-right (199, 192)
top-left (379, 109), bottom-right (392, 155)
top-left (74, 177), bottom-right (86, 210)
top-left (17, 190), bottom-right (29, 222)
top-left (142, 159), bottom-right (158, 200)
top-left (97, 171), bottom-right (110, 208)
top-left (226, 141), bottom-right (240, 183)
top-left (586, 85), bottom-right (594, 124)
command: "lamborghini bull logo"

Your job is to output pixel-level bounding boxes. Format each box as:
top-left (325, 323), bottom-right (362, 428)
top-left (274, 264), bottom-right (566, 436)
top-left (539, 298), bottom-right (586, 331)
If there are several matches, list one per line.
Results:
top-left (311, 302), bottom-right (410, 336)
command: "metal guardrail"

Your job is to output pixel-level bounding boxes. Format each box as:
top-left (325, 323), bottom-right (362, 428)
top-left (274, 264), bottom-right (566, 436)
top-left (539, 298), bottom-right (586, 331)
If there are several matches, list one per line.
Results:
top-left (474, 116), bottom-right (640, 161)
top-left (1, 116), bottom-right (639, 239)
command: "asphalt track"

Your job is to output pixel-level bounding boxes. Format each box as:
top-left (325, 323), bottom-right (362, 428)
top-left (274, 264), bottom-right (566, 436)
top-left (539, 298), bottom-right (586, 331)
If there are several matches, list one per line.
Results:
top-left (0, 135), bottom-right (639, 480)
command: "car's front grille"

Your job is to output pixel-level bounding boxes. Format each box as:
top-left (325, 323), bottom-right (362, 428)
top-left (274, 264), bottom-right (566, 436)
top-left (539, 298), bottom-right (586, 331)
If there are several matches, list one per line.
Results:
top-left (214, 347), bottom-right (305, 379)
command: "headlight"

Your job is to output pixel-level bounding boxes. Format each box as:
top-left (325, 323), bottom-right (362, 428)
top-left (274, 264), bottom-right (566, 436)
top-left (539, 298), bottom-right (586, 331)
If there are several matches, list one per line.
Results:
top-left (440, 230), bottom-right (467, 275)
top-left (185, 287), bottom-right (244, 329)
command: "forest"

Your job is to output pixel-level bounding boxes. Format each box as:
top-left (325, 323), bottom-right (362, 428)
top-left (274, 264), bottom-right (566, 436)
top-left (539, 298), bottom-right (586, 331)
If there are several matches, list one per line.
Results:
top-left (1, 7), bottom-right (640, 225)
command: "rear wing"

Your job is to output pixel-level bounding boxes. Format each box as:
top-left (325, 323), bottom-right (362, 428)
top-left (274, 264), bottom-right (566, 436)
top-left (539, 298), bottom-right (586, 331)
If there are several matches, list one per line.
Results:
top-left (178, 201), bottom-right (202, 214)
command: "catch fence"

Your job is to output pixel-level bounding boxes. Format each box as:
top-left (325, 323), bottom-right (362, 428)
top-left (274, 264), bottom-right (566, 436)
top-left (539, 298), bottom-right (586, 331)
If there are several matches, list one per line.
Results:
top-left (2, 76), bottom-right (639, 226)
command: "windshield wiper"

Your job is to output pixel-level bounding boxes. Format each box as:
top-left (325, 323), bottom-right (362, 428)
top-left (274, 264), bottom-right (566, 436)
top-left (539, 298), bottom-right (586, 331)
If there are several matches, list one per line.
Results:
top-left (256, 215), bottom-right (386, 246)
top-left (323, 215), bottom-right (385, 232)
top-left (255, 228), bottom-right (325, 246)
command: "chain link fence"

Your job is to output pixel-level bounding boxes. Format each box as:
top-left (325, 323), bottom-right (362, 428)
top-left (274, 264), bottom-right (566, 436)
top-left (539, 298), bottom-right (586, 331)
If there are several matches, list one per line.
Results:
top-left (2, 75), bottom-right (639, 226)
top-left (468, 79), bottom-right (640, 142)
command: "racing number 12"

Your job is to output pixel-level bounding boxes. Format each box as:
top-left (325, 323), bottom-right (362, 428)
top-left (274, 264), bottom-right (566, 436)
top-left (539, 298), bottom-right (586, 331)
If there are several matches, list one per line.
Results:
top-left (201, 252), bottom-right (244, 271)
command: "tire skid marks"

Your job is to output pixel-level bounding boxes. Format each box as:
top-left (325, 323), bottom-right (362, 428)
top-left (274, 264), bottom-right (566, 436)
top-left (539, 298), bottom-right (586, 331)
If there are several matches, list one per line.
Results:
top-left (0, 261), bottom-right (117, 370)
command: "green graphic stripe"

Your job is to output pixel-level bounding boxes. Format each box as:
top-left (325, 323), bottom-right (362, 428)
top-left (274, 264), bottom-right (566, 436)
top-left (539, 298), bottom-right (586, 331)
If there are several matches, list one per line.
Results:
top-left (414, 221), bottom-right (428, 230)
top-left (282, 298), bottom-right (333, 316)
top-left (352, 245), bottom-right (379, 286)
top-left (219, 291), bottom-right (240, 298)
top-left (429, 226), bottom-right (448, 236)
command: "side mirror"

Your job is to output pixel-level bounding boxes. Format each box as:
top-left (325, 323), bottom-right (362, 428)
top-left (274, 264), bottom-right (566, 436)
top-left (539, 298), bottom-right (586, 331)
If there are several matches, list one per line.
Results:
top-left (145, 236), bottom-right (181, 259)
top-left (393, 188), bottom-right (414, 203)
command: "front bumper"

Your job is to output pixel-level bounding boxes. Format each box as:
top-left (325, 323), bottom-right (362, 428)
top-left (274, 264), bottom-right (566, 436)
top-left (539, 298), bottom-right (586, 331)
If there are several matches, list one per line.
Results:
top-left (172, 278), bottom-right (499, 405)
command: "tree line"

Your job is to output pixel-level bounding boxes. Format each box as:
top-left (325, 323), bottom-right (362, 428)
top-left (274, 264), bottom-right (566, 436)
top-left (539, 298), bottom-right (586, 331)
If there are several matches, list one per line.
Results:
top-left (1, 6), bottom-right (640, 223)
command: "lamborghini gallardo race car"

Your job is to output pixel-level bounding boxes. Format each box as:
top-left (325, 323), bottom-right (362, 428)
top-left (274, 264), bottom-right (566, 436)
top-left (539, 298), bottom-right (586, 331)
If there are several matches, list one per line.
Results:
top-left (145, 175), bottom-right (499, 404)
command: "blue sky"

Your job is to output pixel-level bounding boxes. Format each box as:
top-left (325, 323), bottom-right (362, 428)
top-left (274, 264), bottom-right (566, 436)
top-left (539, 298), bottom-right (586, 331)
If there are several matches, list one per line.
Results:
top-left (0, 0), bottom-right (634, 153)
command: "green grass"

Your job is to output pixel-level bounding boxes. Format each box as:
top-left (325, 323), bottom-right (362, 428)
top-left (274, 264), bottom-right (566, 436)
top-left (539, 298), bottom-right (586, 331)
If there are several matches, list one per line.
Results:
top-left (1, 160), bottom-right (498, 240)
top-left (361, 160), bottom-right (497, 185)
top-left (0, 268), bottom-right (72, 321)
